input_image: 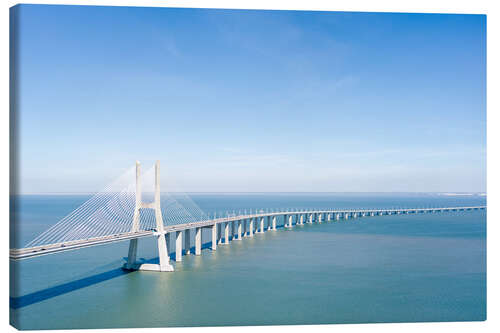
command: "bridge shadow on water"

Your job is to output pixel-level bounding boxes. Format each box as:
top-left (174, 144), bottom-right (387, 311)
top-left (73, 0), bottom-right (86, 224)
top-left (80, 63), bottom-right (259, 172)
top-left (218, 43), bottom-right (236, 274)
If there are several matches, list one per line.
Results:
top-left (10, 268), bottom-right (133, 309)
top-left (10, 241), bottom-right (220, 310)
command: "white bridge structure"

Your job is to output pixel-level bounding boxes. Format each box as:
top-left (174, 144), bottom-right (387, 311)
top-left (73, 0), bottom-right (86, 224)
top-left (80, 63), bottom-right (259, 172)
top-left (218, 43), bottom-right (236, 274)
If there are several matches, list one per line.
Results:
top-left (10, 161), bottom-right (486, 272)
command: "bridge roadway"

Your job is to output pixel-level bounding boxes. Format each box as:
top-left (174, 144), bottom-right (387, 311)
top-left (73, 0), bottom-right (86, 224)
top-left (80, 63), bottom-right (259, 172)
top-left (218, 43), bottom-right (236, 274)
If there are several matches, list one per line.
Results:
top-left (10, 206), bottom-right (486, 260)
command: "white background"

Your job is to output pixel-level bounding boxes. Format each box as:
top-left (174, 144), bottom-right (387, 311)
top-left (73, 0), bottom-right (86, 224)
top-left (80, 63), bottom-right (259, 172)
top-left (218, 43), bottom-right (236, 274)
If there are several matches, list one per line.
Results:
top-left (1, 1), bottom-right (498, 333)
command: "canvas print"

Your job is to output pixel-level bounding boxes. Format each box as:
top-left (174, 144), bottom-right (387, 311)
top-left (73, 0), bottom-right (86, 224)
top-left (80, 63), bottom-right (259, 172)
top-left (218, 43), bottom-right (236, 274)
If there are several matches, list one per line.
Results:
top-left (9, 4), bottom-right (486, 330)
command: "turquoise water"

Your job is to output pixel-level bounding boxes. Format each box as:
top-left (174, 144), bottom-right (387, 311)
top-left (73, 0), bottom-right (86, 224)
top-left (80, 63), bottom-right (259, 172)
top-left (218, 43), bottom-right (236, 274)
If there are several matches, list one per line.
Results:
top-left (10, 193), bottom-right (486, 329)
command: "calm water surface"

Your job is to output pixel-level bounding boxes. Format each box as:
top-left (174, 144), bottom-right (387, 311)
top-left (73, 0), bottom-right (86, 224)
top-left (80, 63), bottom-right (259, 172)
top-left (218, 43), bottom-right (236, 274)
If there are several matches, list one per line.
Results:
top-left (10, 193), bottom-right (486, 329)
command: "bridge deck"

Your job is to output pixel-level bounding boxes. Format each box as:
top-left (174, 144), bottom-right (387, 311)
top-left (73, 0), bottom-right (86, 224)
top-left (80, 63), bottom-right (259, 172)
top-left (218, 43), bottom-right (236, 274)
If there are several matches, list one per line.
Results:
top-left (10, 206), bottom-right (486, 260)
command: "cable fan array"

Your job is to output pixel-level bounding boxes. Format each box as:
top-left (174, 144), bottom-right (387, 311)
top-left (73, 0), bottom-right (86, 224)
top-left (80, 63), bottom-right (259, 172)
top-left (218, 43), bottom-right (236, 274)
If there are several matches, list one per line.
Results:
top-left (25, 163), bottom-right (211, 248)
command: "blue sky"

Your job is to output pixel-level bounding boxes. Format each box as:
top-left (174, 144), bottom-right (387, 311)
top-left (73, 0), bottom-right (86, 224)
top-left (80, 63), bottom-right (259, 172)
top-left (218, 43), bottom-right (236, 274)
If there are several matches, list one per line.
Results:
top-left (12, 5), bottom-right (486, 193)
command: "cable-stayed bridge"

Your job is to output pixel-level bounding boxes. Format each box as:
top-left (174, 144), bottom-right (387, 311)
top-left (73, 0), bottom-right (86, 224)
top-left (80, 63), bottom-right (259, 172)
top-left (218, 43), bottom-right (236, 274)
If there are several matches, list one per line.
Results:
top-left (9, 161), bottom-right (486, 272)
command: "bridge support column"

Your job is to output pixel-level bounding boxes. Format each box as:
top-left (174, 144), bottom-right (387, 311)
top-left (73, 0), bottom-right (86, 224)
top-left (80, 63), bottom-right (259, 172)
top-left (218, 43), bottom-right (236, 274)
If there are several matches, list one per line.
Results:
top-left (299, 214), bottom-right (304, 225)
top-left (231, 221), bottom-right (236, 240)
top-left (327, 213), bottom-right (331, 221)
top-left (184, 229), bottom-right (191, 255)
top-left (267, 216), bottom-right (271, 230)
top-left (211, 224), bottom-right (217, 250)
top-left (217, 223), bottom-right (222, 244)
top-left (175, 231), bottom-right (183, 262)
top-left (223, 222), bottom-right (230, 244)
top-left (156, 233), bottom-right (174, 271)
top-left (307, 213), bottom-right (313, 224)
top-left (318, 213), bottom-right (322, 223)
top-left (125, 238), bottom-right (138, 270)
top-left (243, 219), bottom-right (248, 237)
top-left (249, 219), bottom-right (254, 237)
top-left (345, 212), bottom-right (349, 220)
top-left (272, 216), bottom-right (277, 230)
top-left (258, 217), bottom-right (265, 233)
top-left (236, 220), bottom-right (243, 240)
top-left (336, 213), bottom-right (340, 221)
top-left (195, 227), bottom-right (201, 255)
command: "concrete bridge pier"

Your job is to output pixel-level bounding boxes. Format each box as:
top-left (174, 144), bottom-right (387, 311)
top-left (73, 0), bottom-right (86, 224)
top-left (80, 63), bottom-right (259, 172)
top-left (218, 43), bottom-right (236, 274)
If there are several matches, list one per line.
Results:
top-left (307, 213), bottom-right (313, 224)
top-left (231, 221), bottom-right (236, 240)
top-left (157, 233), bottom-right (174, 271)
top-left (318, 213), bottom-right (323, 223)
top-left (299, 214), bottom-right (304, 225)
top-left (272, 216), bottom-right (277, 230)
top-left (258, 217), bottom-right (265, 233)
top-left (184, 229), bottom-right (191, 255)
top-left (267, 216), bottom-right (272, 231)
top-left (249, 219), bottom-right (255, 237)
top-left (236, 220), bottom-right (243, 240)
top-left (243, 219), bottom-right (248, 237)
top-left (211, 224), bottom-right (217, 250)
top-left (288, 215), bottom-right (294, 228)
top-left (175, 231), bottom-right (183, 262)
top-left (344, 212), bottom-right (349, 220)
top-left (125, 239), bottom-right (138, 270)
top-left (327, 213), bottom-right (331, 221)
top-left (217, 224), bottom-right (222, 244)
top-left (336, 213), bottom-right (340, 221)
top-left (223, 222), bottom-right (230, 244)
top-left (195, 227), bottom-right (201, 255)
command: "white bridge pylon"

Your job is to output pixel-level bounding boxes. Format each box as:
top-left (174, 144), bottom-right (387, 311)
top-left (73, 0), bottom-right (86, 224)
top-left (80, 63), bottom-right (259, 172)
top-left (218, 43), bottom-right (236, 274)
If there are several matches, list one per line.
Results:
top-left (124, 161), bottom-right (174, 272)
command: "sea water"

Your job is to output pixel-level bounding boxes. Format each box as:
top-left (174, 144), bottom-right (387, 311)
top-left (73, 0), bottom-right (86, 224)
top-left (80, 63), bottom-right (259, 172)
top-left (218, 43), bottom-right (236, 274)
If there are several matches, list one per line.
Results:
top-left (10, 193), bottom-right (486, 329)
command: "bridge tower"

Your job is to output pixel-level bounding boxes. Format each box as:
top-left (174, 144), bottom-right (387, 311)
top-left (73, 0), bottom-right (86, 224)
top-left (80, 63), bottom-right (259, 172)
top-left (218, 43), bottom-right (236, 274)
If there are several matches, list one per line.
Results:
top-left (123, 161), bottom-right (174, 272)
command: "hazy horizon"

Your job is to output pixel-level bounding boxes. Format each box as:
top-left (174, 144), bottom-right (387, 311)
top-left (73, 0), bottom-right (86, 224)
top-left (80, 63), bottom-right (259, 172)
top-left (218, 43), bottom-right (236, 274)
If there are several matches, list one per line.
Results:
top-left (14, 191), bottom-right (487, 195)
